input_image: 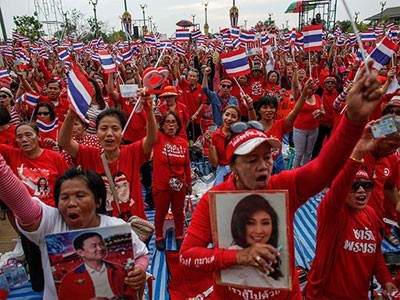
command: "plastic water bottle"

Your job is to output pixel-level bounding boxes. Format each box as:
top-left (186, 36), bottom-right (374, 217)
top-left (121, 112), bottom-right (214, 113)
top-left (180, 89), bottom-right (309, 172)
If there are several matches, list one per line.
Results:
top-left (0, 270), bottom-right (9, 292)
top-left (12, 264), bottom-right (28, 288)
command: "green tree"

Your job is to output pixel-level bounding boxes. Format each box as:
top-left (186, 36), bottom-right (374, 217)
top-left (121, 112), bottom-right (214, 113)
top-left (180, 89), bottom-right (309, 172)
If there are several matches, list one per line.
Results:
top-left (13, 14), bottom-right (45, 40)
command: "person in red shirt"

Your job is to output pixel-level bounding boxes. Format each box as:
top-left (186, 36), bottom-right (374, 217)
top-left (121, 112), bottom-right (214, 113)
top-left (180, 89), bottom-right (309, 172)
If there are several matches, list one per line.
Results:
top-left (59, 89), bottom-right (157, 221)
top-left (176, 68), bottom-right (207, 141)
top-left (231, 75), bottom-right (252, 121)
top-left (0, 104), bottom-right (17, 147)
top-left (152, 111), bottom-right (192, 251)
top-left (312, 75), bottom-right (339, 159)
top-left (249, 65), bottom-right (267, 101)
top-left (0, 122), bottom-right (68, 292)
top-left (304, 129), bottom-right (398, 299)
top-left (157, 86), bottom-right (190, 140)
top-left (292, 79), bottom-right (324, 168)
top-left (179, 63), bottom-right (384, 299)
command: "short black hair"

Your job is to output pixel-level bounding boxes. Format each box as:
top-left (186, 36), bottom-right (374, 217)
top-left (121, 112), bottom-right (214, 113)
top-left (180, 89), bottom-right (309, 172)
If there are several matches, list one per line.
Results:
top-left (73, 232), bottom-right (103, 250)
top-left (54, 167), bottom-right (106, 214)
top-left (95, 108), bottom-right (127, 131)
top-left (0, 104), bottom-right (11, 125)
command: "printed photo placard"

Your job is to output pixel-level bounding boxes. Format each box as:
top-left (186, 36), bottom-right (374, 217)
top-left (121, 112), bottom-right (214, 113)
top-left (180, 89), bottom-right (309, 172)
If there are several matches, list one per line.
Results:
top-left (210, 190), bottom-right (291, 290)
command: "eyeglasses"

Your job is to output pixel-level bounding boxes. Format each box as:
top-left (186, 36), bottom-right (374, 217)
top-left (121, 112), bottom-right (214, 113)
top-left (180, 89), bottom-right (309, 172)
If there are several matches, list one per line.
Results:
top-left (350, 181), bottom-right (374, 193)
top-left (37, 112), bottom-right (50, 116)
top-left (221, 84), bottom-right (231, 89)
top-left (0, 94), bottom-right (9, 99)
top-left (325, 81), bottom-right (336, 84)
top-left (230, 121), bottom-right (265, 134)
top-left (164, 120), bottom-right (177, 124)
top-left (385, 109), bottom-right (400, 116)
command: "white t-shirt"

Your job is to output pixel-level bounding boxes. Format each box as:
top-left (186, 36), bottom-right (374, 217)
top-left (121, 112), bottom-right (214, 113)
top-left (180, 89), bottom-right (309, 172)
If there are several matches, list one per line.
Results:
top-left (18, 201), bottom-right (148, 300)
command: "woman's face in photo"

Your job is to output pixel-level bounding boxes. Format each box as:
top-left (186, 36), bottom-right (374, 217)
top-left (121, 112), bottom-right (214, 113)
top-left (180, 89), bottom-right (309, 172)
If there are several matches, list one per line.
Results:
top-left (245, 210), bottom-right (272, 245)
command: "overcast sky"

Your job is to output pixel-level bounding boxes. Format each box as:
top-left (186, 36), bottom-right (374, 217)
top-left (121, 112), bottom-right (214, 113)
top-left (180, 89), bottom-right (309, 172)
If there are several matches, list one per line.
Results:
top-left (2, 0), bottom-right (398, 38)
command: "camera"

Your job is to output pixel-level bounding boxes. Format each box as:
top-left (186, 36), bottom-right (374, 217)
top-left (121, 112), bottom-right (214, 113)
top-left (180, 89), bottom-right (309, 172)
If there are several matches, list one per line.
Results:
top-left (371, 115), bottom-right (400, 138)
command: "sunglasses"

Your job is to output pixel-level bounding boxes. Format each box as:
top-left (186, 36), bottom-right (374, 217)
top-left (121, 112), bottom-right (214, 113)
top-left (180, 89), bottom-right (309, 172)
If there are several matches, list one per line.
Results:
top-left (0, 94), bottom-right (9, 99)
top-left (221, 84), bottom-right (231, 89)
top-left (230, 121), bottom-right (265, 134)
top-left (37, 112), bottom-right (50, 116)
top-left (325, 81), bottom-right (336, 84)
top-left (385, 109), bottom-right (400, 116)
top-left (350, 181), bottom-right (373, 193)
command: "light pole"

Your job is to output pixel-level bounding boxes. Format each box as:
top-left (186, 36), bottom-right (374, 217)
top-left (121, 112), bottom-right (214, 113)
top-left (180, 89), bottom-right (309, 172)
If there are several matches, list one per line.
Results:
top-left (380, 1), bottom-right (386, 22)
top-left (354, 12), bottom-right (360, 24)
top-left (140, 4), bottom-right (147, 34)
top-left (148, 16), bottom-right (153, 33)
top-left (202, 1), bottom-right (209, 36)
top-left (123, 0), bottom-right (127, 11)
top-left (89, 0), bottom-right (99, 37)
top-left (244, 19), bottom-right (247, 30)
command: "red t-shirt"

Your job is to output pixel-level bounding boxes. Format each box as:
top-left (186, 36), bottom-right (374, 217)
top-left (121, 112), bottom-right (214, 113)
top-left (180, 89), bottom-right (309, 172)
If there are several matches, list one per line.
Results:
top-left (248, 77), bottom-right (267, 101)
top-left (39, 94), bottom-right (69, 122)
top-left (211, 127), bottom-right (229, 166)
top-left (318, 90), bottom-right (339, 128)
top-left (181, 115), bottom-right (368, 300)
top-left (0, 145), bottom-right (68, 206)
top-left (77, 142), bottom-right (149, 220)
top-left (266, 118), bottom-right (290, 142)
top-left (178, 79), bottom-right (207, 124)
top-left (158, 102), bottom-right (190, 140)
top-left (37, 120), bottom-right (63, 151)
top-left (0, 125), bottom-right (17, 147)
top-left (293, 95), bottom-right (322, 130)
top-left (152, 131), bottom-right (191, 190)
top-left (231, 84), bottom-right (251, 117)
top-left (305, 159), bottom-right (391, 299)
top-left (122, 108), bottom-right (147, 143)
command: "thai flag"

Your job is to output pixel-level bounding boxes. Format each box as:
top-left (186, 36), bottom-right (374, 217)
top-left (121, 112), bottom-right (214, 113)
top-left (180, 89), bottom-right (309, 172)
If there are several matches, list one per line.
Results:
top-left (67, 63), bottom-right (95, 122)
top-left (90, 38), bottom-right (98, 47)
top-left (158, 40), bottom-right (172, 50)
top-left (21, 37), bottom-right (30, 46)
top-left (2, 49), bottom-right (13, 57)
top-left (191, 29), bottom-right (202, 39)
top-left (0, 68), bottom-right (10, 79)
top-left (295, 33), bottom-right (304, 46)
top-left (261, 33), bottom-right (270, 46)
top-left (240, 30), bottom-right (255, 43)
top-left (361, 31), bottom-right (377, 42)
top-left (50, 40), bottom-right (59, 47)
top-left (366, 37), bottom-right (400, 71)
top-left (387, 27), bottom-right (399, 41)
top-left (224, 39), bottom-right (233, 48)
top-left (122, 47), bottom-right (133, 62)
top-left (220, 48), bottom-right (250, 77)
top-left (58, 49), bottom-right (70, 61)
top-left (176, 29), bottom-right (190, 42)
top-left (16, 51), bottom-right (30, 64)
top-left (98, 50), bottom-right (116, 73)
top-left (334, 27), bottom-right (342, 37)
top-left (25, 91), bottom-right (40, 108)
top-left (12, 32), bottom-right (23, 41)
top-left (131, 43), bottom-right (141, 55)
top-left (278, 43), bottom-right (290, 52)
top-left (335, 35), bottom-right (345, 47)
top-left (233, 38), bottom-right (242, 48)
top-left (172, 44), bottom-right (185, 56)
top-left (375, 26), bottom-right (384, 36)
top-left (386, 22), bottom-right (395, 30)
top-left (6, 39), bottom-right (13, 47)
top-left (115, 53), bottom-right (124, 66)
top-left (294, 44), bottom-right (303, 52)
top-left (197, 35), bottom-right (206, 44)
top-left (36, 118), bottom-right (59, 133)
top-left (346, 34), bottom-right (357, 45)
top-left (303, 24), bottom-right (323, 52)
top-left (90, 52), bottom-right (100, 63)
top-left (290, 28), bottom-right (297, 44)
top-left (144, 34), bottom-right (156, 45)
top-left (155, 32), bottom-right (162, 40)
top-left (73, 41), bottom-right (84, 51)
top-left (231, 26), bottom-right (240, 38)
top-left (97, 36), bottom-right (104, 46)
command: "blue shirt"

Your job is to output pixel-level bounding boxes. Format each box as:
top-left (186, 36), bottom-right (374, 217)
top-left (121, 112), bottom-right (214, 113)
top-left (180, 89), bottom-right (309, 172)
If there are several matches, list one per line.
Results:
top-left (202, 88), bottom-right (238, 126)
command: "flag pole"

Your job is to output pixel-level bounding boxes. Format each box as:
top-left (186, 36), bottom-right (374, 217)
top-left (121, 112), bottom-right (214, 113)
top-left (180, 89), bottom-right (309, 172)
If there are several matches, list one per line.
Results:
top-left (232, 77), bottom-right (249, 107)
top-left (308, 52), bottom-right (312, 79)
top-left (341, 0), bottom-right (370, 74)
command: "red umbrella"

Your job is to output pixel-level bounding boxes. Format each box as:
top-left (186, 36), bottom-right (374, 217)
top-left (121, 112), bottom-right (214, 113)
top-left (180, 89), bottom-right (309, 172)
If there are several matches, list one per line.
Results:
top-left (176, 20), bottom-right (194, 27)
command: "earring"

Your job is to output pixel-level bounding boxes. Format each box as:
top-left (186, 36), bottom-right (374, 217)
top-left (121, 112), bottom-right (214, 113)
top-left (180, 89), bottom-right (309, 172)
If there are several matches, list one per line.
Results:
top-left (234, 173), bottom-right (239, 182)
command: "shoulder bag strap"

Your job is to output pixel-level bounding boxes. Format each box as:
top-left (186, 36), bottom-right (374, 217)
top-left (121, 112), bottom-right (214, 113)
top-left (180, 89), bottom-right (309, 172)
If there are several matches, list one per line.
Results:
top-left (100, 151), bottom-right (121, 215)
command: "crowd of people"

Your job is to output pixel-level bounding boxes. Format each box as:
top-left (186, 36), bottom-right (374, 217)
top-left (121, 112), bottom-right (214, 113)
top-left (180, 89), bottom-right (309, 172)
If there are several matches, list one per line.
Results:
top-left (0, 22), bottom-right (400, 299)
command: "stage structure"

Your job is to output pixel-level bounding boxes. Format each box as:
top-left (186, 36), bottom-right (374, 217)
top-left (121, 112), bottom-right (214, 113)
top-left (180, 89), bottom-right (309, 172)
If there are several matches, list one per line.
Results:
top-left (298, 0), bottom-right (337, 32)
top-left (33, 0), bottom-right (65, 37)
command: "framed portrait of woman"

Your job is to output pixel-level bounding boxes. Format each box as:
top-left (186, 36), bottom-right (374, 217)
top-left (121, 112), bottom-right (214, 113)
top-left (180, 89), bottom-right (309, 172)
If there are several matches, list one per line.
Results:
top-left (209, 190), bottom-right (291, 290)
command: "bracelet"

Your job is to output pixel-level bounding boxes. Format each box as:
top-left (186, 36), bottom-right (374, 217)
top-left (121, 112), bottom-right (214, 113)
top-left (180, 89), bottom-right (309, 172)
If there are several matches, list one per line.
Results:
top-left (349, 156), bottom-right (364, 163)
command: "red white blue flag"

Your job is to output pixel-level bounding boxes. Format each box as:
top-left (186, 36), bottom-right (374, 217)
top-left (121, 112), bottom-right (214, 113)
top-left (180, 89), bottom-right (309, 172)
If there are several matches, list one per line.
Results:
top-left (366, 37), bottom-right (399, 71)
top-left (0, 68), bottom-right (10, 79)
top-left (67, 63), bottom-right (95, 122)
top-left (175, 29), bottom-right (190, 42)
top-left (220, 48), bottom-right (250, 77)
top-left (98, 50), bottom-right (116, 73)
top-left (361, 31), bottom-right (377, 42)
top-left (36, 118), bottom-right (59, 133)
top-left (303, 24), bottom-right (323, 52)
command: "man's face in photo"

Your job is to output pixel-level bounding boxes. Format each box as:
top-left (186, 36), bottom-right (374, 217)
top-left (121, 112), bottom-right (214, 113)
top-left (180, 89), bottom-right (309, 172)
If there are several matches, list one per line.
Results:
top-left (77, 236), bottom-right (107, 262)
